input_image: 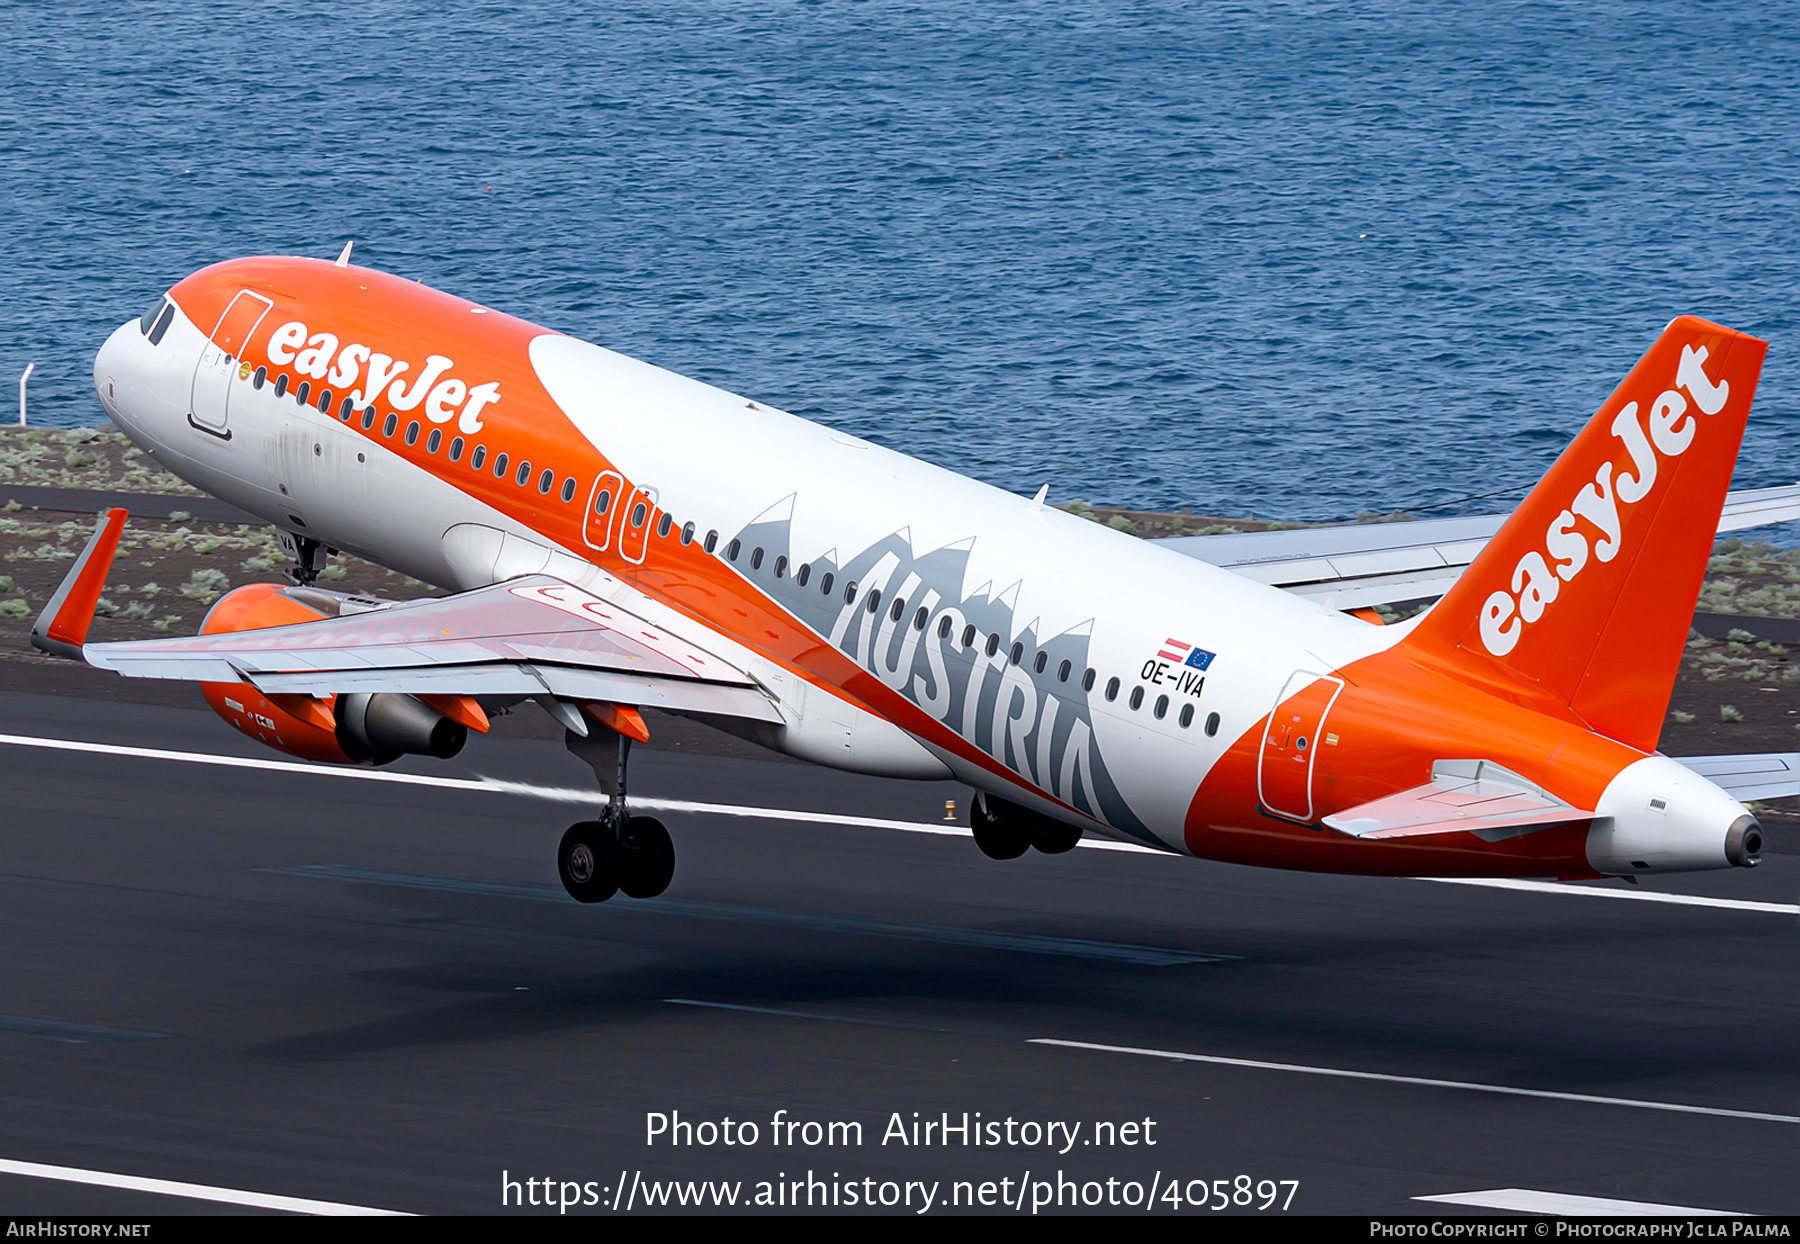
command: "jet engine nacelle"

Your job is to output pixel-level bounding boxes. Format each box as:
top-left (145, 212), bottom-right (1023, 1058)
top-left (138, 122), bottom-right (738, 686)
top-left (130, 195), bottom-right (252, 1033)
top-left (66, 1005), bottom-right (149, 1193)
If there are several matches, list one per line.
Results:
top-left (197, 583), bottom-right (466, 765)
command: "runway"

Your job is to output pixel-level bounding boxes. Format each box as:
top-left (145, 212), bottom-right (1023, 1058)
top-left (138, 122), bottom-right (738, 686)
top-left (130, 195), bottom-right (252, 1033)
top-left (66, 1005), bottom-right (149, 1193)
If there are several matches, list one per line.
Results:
top-left (0, 688), bottom-right (1793, 1216)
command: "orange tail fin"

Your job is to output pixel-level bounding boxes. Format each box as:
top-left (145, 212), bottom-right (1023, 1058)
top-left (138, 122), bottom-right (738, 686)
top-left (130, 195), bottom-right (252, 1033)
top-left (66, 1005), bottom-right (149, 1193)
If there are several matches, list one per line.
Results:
top-left (1402, 316), bottom-right (1767, 752)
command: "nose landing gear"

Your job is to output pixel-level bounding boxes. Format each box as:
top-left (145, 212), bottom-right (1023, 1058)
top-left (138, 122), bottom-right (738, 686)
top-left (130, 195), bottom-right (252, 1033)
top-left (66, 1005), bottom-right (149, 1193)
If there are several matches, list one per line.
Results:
top-left (557, 717), bottom-right (676, 903)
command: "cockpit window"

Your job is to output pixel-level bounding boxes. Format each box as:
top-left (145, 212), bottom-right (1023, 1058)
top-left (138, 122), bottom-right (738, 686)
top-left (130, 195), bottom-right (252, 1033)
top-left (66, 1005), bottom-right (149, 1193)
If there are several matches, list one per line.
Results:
top-left (148, 303), bottom-right (175, 346)
top-left (140, 300), bottom-right (163, 334)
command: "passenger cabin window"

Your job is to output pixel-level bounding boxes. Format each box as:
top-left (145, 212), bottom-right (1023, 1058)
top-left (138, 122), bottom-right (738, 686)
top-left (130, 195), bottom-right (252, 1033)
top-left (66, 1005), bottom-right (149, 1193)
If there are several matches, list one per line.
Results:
top-left (631, 501), bottom-right (647, 528)
top-left (295, 381), bottom-right (310, 405)
top-left (819, 571), bottom-right (834, 595)
top-left (318, 388), bottom-right (333, 412)
top-left (794, 561), bottom-right (808, 585)
top-left (540, 470), bottom-right (555, 495)
top-left (339, 397), bottom-right (354, 420)
top-left (1057, 659), bottom-right (1071, 682)
top-left (866, 588), bottom-right (881, 614)
top-left (1129, 686), bottom-right (1144, 711)
top-left (253, 366), bottom-right (267, 390)
top-left (726, 538), bottom-right (741, 562)
top-left (750, 547), bottom-right (764, 570)
top-left (405, 421), bottom-right (420, 446)
top-left (844, 581), bottom-right (857, 604)
top-left (1205, 712), bottom-right (1220, 737)
top-left (1082, 668), bottom-right (1096, 691)
top-left (471, 445), bottom-right (487, 470)
top-left (659, 513), bottom-right (674, 537)
top-left (889, 596), bottom-right (905, 622)
top-left (1105, 676), bottom-right (1120, 701)
top-left (563, 478), bottom-right (577, 503)
top-left (1179, 703), bottom-right (1195, 729)
top-left (427, 429), bottom-right (442, 454)
top-left (1009, 641), bottom-right (1024, 666)
top-left (681, 521), bottom-right (695, 544)
top-left (1154, 694), bottom-right (1169, 720)
top-left (493, 452), bottom-right (508, 477)
top-left (937, 615), bottom-right (952, 640)
top-left (913, 606), bottom-right (928, 631)
top-left (961, 624), bottom-right (976, 647)
top-left (451, 437), bottom-right (465, 462)
top-left (773, 554), bottom-right (786, 577)
top-left (515, 460), bottom-right (531, 486)
top-left (704, 530), bottom-right (718, 554)
top-left (362, 408), bottom-right (376, 430)
top-left (383, 413), bottom-right (398, 437)
top-left (274, 374), bottom-right (288, 398)
top-left (1034, 651), bottom-right (1048, 674)
top-left (594, 488), bottom-right (611, 516)
top-left (985, 633), bottom-right (1000, 658)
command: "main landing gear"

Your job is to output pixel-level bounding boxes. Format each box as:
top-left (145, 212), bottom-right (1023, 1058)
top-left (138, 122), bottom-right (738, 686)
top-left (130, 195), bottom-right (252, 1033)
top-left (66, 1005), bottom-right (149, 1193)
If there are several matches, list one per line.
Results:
top-left (969, 791), bottom-right (1083, 859)
top-left (558, 723), bottom-right (675, 903)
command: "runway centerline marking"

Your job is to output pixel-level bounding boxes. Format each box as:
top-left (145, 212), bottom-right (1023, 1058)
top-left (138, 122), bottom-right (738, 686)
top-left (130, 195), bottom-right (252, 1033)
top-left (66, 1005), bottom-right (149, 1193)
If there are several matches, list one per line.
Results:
top-left (1030, 1039), bottom-right (1800, 1125)
top-left (1415, 1188), bottom-right (1741, 1216)
top-left (266, 864), bottom-right (1234, 965)
top-left (3, 732), bottom-right (1792, 911)
top-left (0, 1157), bottom-right (411, 1215)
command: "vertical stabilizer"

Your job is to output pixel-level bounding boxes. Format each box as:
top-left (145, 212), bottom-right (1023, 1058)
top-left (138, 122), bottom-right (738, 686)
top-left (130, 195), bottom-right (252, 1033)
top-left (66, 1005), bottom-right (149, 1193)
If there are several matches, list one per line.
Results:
top-left (1403, 317), bottom-right (1766, 752)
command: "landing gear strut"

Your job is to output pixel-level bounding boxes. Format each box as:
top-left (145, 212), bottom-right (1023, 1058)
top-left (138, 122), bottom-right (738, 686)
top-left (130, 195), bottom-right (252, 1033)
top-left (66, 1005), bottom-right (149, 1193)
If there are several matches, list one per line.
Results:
top-left (970, 791), bottom-right (1083, 859)
top-left (558, 722), bottom-right (676, 903)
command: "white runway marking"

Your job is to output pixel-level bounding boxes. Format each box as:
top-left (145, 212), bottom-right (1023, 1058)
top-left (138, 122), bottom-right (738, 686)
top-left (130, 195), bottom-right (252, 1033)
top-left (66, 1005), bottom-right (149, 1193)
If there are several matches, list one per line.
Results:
top-left (1417, 876), bottom-right (1798, 915)
top-left (0, 1157), bottom-right (410, 1215)
top-left (0, 731), bottom-right (1163, 852)
top-left (1416, 1188), bottom-right (1740, 1216)
top-left (1030, 1038), bottom-right (1800, 1125)
top-left (3, 732), bottom-right (1795, 893)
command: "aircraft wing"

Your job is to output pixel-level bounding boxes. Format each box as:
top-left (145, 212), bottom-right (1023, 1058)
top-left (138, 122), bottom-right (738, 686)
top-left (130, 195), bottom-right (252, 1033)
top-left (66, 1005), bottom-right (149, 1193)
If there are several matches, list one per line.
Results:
top-left (1321, 759), bottom-right (1594, 841)
top-left (1157, 483), bottom-right (1800, 608)
top-left (36, 513), bottom-right (781, 726)
top-left (1673, 753), bottom-right (1800, 802)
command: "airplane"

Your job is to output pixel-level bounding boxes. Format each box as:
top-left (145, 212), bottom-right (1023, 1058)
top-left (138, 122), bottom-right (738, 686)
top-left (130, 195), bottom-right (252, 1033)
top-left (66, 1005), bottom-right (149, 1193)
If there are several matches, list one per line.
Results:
top-left (35, 246), bottom-right (1791, 904)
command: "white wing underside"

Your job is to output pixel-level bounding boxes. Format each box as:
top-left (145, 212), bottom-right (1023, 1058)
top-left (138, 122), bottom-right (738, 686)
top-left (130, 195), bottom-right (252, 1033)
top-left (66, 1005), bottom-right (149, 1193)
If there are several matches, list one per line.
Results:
top-left (1159, 484), bottom-right (1800, 607)
top-left (81, 575), bottom-right (784, 724)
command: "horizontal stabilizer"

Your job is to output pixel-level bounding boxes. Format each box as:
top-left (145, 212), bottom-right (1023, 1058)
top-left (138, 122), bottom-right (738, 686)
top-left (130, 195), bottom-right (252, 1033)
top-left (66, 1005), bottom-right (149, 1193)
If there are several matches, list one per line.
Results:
top-left (1674, 752), bottom-right (1800, 802)
top-left (1322, 759), bottom-right (1594, 841)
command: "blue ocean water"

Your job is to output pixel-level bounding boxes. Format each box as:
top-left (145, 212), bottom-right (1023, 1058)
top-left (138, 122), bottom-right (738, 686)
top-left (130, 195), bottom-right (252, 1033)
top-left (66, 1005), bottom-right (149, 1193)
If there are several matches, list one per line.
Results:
top-left (4, 1), bottom-right (1799, 526)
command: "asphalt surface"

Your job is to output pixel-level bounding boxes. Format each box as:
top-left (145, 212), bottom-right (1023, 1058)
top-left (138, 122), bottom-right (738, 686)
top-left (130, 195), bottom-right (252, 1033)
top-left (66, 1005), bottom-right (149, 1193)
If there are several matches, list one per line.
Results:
top-left (0, 688), bottom-right (1794, 1217)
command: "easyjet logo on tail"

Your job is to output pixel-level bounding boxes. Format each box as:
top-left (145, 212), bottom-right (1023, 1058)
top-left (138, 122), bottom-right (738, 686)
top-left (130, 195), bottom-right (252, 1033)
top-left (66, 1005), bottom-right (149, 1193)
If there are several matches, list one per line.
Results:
top-left (1479, 344), bottom-right (1730, 657)
top-left (263, 320), bottom-right (501, 434)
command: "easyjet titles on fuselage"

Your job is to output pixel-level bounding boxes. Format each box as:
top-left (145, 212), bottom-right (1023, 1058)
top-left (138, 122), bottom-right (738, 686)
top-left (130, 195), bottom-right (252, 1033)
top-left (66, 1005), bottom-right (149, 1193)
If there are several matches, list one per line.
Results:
top-left (263, 318), bottom-right (502, 435)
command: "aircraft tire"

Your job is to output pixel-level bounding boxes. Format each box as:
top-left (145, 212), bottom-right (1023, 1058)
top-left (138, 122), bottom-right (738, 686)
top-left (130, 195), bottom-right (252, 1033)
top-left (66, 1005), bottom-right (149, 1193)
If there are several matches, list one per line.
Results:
top-left (558, 821), bottom-right (619, 903)
top-left (617, 815), bottom-right (675, 899)
top-left (1029, 819), bottom-right (1083, 854)
top-left (970, 793), bottom-right (1032, 860)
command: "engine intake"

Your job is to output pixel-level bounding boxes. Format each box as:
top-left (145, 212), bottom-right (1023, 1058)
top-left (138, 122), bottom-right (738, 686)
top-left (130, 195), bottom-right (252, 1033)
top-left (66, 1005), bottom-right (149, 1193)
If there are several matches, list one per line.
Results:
top-left (336, 692), bottom-right (467, 762)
